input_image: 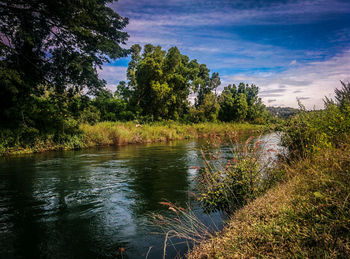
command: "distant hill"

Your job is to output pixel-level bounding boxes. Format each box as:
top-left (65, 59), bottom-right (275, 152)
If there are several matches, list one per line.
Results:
top-left (266, 107), bottom-right (299, 118)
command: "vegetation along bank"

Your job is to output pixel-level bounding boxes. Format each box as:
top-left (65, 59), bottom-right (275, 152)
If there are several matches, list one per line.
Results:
top-left (186, 82), bottom-right (350, 258)
top-left (0, 122), bottom-right (266, 156)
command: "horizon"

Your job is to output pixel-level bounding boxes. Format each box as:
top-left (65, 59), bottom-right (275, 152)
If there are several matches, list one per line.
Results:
top-left (98, 0), bottom-right (350, 109)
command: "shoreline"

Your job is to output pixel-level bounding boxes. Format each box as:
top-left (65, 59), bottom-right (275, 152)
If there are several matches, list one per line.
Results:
top-left (1, 122), bottom-right (267, 157)
top-left (188, 143), bottom-right (350, 258)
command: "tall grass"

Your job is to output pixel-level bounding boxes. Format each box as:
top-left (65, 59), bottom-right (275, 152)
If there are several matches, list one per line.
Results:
top-left (189, 142), bottom-right (350, 258)
top-left (80, 122), bottom-right (265, 147)
top-left (188, 83), bottom-right (350, 258)
top-left (152, 202), bottom-right (218, 259)
top-left (151, 133), bottom-right (281, 258)
top-left (0, 122), bottom-right (265, 156)
top-left (197, 134), bottom-right (278, 214)
top-left (281, 101), bottom-right (350, 158)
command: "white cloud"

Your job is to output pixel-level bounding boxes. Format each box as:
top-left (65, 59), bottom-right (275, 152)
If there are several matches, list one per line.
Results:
top-left (289, 60), bottom-right (297, 66)
top-left (98, 65), bottom-right (127, 92)
top-left (117, 0), bottom-right (350, 30)
top-left (221, 50), bottom-right (350, 109)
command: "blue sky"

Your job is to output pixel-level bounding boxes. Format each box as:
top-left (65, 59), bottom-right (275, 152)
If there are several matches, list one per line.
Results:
top-left (99, 0), bottom-right (350, 108)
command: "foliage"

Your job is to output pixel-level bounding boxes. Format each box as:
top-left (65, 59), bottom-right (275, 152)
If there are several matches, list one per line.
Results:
top-left (189, 83), bottom-right (350, 258)
top-left (0, 0), bottom-right (129, 128)
top-left (118, 44), bottom-right (212, 120)
top-left (197, 135), bottom-right (274, 213)
top-left (196, 72), bottom-right (220, 107)
top-left (92, 89), bottom-right (134, 121)
top-left (189, 143), bottom-right (350, 258)
top-left (189, 92), bottom-right (220, 122)
top-left (266, 106), bottom-right (299, 119)
top-left (334, 81), bottom-right (350, 110)
top-left (282, 83), bottom-right (350, 158)
top-left (0, 122), bottom-right (265, 155)
top-left (219, 83), bottom-right (267, 123)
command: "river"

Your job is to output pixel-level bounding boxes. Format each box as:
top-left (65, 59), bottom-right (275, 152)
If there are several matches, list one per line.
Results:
top-left (0, 132), bottom-right (282, 258)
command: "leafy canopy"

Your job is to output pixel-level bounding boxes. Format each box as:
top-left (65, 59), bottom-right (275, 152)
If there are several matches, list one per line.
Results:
top-left (118, 44), bottom-right (211, 120)
top-left (0, 0), bottom-right (129, 125)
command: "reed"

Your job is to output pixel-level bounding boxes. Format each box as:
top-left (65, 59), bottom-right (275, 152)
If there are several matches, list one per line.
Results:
top-left (189, 141), bottom-right (350, 258)
top-left (0, 122), bottom-right (265, 156)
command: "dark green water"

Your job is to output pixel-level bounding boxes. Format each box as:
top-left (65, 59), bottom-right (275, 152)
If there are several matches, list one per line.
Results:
top-left (0, 133), bottom-right (281, 258)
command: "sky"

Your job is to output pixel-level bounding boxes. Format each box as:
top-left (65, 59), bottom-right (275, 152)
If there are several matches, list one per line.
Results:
top-left (99, 0), bottom-right (350, 109)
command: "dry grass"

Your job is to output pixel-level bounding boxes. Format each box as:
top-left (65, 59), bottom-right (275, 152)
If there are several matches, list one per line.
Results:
top-left (189, 144), bottom-right (350, 258)
top-left (1, 122), bottom-right (265, 156)
top-left (80, 122), bottom-right (265, 147)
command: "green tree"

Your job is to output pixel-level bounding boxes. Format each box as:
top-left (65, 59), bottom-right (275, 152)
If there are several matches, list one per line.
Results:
top-left (219, 83), bottom-right (266, 123)
top-left (218, 84), bottom-right (237, 122)
top-left (93, 89), bottom-right (132, 121)
top-left (0, 0), bottom-right (129, 128)
top-left (335, 81), bottom-right (350, 110)
top-left (234, 93), bottom-right (248, 121)
top-left (196, 72), bottom-right (220, 107)
top-left (194, 92), bottom-right (220, 122)
top-left (121, 44), bottom-right (209, 120)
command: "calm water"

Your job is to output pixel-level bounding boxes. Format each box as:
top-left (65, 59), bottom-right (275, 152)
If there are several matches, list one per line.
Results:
top-left (0, 133), bottom-right (281, 259)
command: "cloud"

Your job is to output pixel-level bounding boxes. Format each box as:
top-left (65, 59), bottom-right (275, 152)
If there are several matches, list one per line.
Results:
top-left (97, 65), bottom-right (127, 91)
top-left (98, 0), bottom-right (350, 110)
top-left (260, 88), bottom-right (287, 94)
top-left (289, 60), bottom-right (297, 66)
top-left (115, 0), bottom-right (350, 28)
top-left (221, 50), bottom-right (350, 109)
top-left (297, 97), bottom-right (311, 100)
top-left (267, 99), bottom-right (277, 103)
top-left (259, 93), bottom-right (285, 97)
top-left (112, 0), bottom-right (350, 60)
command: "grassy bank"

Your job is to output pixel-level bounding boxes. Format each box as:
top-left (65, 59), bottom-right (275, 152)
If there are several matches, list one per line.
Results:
top-left (187, 83), bottom-right (350, 258)
top-left (189, 142), bottom-right (350, 258)
top-left (0, 122), bottom-right (265, 156)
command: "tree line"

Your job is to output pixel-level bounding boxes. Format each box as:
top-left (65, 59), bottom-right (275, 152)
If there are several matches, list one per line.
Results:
top-left (113, 44), bottom-right (268, 123)
top-left (0, 0), bottom-right (268, 147)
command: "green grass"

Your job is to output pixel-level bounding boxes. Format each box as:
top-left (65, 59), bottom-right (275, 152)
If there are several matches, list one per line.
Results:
top-left (80, 121), bottom-right (265, 147)
top-left (188, 142), bottom-right (350, 258)
top-left (0, 122), bottom-right (265, 156)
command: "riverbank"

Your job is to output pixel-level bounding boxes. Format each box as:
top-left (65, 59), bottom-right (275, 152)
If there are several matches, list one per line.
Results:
top-left (188, 143), bottom-right (350, 258)
top-left (0, 122), bottom-right (266, 156)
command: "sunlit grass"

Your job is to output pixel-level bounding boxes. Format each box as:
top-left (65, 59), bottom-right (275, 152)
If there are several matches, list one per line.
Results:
top-left (80, 121), bottom-right (265, 147)
top-left (0, 122), bottom-right (265, 155)
top-left (188, 142), bottom-right (350, 258)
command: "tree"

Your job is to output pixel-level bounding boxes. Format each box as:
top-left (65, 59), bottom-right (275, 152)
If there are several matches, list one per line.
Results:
top-left (121, 44), bottom-right (209, 120)
top-left (194, 92), bottom-right (220, 122)
top-left (218, 84), bottom-right (236, 121)
top-left (115, 81), bottom-right (133, 102)
top-left (335, 81), bottom-right (350, 110)
top-left (0, 0), bottom-right (129, 127)
top-left (234, 93), bottom-right (248, 121)
top-left (219, 83), bottom-right (265, 122)
top-left (196, 72), bottom-right (220, 107)
top-left (93, 89), bottom-right (132, 121)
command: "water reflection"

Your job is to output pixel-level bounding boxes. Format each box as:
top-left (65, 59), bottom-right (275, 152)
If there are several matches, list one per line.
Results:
top-left (0, 133), bottom-right (281, 258)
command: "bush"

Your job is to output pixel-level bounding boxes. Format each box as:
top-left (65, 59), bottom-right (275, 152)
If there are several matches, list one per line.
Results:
top-left (197, 135), bottom-right (275, 213)
top-left (282, 97), bottom-right (350, 158)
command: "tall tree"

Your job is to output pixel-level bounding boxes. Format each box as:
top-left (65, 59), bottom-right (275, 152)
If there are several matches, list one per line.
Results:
top-left (0, 0), bottom-right (129, 126)
top-left (196, 72), bottom-right (220, 107)
top-left (219, 83), bottom-right (265, 122)
top-left (121, 44), bottom-right (209, 120)
top-left (335, 81), bottom-right (350, 110)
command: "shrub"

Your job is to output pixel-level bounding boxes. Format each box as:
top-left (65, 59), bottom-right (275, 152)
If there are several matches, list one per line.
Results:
top-left (197, 135), bottom-right (275, 213)
top-left (282, 91), bottom-right (350, 158)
